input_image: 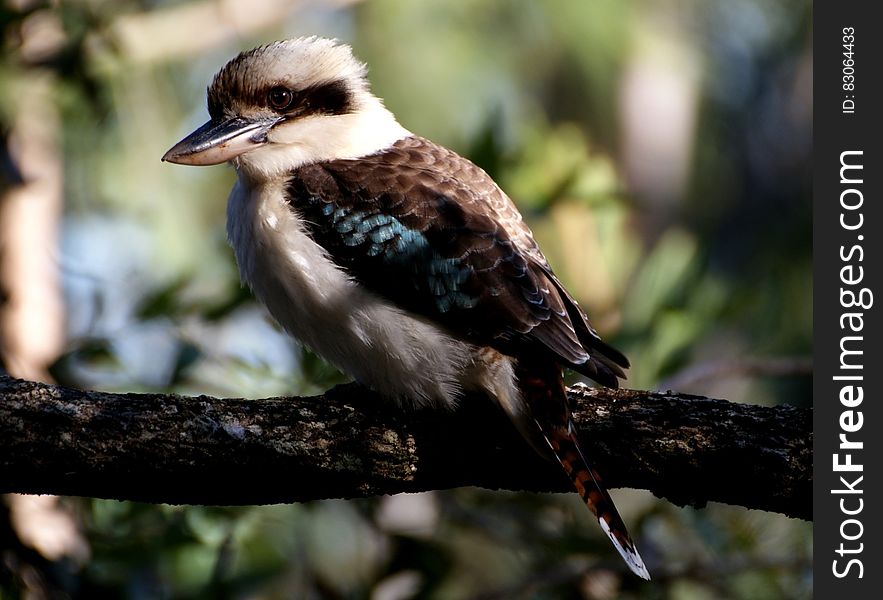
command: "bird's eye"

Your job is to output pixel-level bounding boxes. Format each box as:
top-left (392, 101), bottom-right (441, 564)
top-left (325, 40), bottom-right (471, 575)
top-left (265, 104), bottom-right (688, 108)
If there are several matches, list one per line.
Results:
top-left (268, 87), bottom-right (294, 110)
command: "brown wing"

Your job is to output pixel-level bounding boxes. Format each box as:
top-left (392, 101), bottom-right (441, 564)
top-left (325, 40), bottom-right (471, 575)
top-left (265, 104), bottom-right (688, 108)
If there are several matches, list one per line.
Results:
top-left (286, 136), bottom-right (627, 384)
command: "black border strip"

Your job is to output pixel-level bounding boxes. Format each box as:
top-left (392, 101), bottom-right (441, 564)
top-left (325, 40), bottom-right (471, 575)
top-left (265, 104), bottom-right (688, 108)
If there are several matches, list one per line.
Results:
top-left (814, 2), bottom-right (882, 596)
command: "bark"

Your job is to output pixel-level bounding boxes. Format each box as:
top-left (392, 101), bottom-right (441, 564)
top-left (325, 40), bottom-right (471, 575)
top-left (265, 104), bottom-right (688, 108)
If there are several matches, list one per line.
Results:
top-left (0, 376), bottom-right (811, 520)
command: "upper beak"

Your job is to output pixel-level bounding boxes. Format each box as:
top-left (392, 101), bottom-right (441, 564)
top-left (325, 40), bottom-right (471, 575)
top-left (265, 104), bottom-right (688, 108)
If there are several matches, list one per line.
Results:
top-left (162, 116), bottom-right (280, 166)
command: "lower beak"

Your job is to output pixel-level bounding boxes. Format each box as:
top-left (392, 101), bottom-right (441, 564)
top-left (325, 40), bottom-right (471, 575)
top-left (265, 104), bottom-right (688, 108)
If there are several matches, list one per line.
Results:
top-left (162, 116), bottom-right (279, 166)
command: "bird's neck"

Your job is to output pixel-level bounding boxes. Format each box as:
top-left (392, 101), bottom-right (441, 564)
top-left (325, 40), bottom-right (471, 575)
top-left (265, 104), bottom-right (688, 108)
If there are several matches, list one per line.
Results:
top-left (233, 96), bottom-right (411, 184)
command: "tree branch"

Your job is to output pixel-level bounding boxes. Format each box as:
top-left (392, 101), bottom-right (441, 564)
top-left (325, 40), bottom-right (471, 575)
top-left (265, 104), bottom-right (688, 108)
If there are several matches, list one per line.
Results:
top-left (0, 375), bottom-right (811, 520)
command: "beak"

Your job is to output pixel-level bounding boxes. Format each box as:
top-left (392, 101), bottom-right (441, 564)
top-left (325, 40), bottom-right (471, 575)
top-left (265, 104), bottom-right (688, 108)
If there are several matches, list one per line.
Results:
top-left (162, 116), bottom-right (280, 166)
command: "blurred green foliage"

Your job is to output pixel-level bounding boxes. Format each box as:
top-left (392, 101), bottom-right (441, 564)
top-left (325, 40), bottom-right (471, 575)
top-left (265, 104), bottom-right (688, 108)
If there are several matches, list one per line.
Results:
top-left (1, 0), bottom-right (811, 598)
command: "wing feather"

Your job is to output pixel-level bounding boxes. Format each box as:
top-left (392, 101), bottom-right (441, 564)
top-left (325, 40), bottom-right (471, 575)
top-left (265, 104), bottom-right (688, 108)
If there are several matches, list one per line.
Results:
top-left (286, 136), bottom-right (626, 383)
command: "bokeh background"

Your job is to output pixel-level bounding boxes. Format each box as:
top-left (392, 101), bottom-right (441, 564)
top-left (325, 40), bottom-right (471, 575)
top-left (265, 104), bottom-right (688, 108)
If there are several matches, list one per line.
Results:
top-left (1, 0), bottom-right (811, 598)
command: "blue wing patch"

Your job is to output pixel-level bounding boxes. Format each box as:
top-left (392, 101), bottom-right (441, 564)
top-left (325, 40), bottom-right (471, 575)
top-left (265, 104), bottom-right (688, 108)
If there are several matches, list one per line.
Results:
top-left (320, 200), bottom-right (477, 312)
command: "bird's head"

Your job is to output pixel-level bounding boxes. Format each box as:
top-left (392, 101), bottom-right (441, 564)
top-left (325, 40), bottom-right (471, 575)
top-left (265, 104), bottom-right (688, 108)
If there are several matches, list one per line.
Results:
top-left (163, 37), bottom-right (408, 179)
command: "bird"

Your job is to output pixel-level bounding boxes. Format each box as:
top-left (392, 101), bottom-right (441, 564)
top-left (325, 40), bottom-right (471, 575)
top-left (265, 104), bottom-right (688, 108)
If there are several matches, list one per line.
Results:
top-left (163, 37), bottom-right (649, 579)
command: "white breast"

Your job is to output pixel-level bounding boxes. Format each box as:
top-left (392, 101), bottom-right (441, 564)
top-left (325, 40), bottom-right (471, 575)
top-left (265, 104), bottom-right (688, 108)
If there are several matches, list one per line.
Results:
top-left (225, 177), bottom-right (478, 408)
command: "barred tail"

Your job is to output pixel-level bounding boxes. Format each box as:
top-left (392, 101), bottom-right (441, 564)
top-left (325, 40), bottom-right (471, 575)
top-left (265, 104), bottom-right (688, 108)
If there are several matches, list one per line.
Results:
top-left (516, 360), bottom-right (650, 580)
top-left (541, 418), bottom-right (650, 580)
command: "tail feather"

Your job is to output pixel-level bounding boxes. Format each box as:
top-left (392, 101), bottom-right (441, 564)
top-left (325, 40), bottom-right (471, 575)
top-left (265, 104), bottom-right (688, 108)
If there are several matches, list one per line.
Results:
top-left (540, 418), bottom-right (650, 580)
top-left (516, 359), bottom-right (650, 580)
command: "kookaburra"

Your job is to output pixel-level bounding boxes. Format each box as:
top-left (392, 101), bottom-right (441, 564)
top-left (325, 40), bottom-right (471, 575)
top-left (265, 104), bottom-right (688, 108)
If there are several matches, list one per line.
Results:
top-left (163, 37), bottom-right (648, 579)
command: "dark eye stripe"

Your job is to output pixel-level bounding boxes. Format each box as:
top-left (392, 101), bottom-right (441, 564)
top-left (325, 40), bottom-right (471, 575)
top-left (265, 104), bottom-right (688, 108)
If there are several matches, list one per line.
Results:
top-left (295, 80), bottom-right (354, 116)
top-left (266, 81), bottom-right (354, 117)
top-left (208, 79), bottom-right (355, 121)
